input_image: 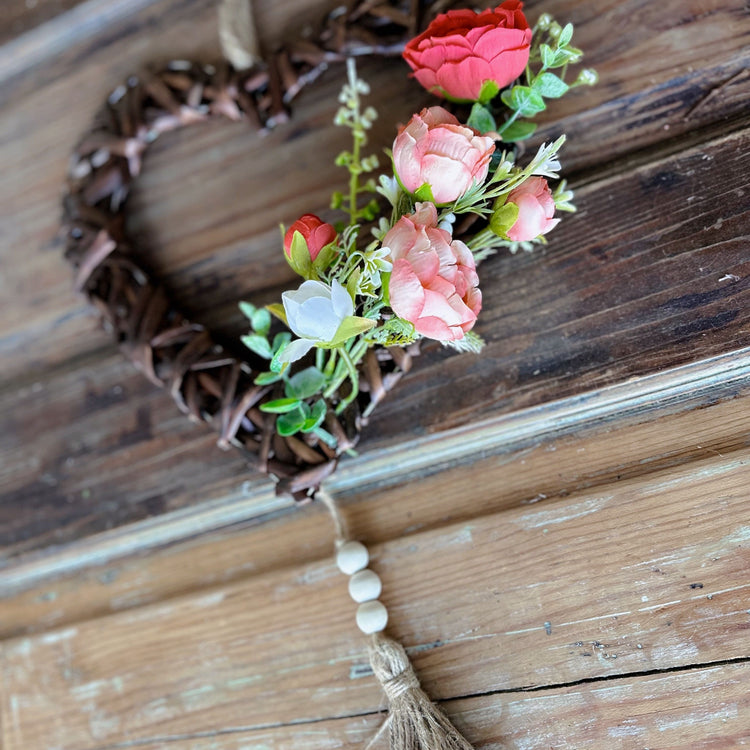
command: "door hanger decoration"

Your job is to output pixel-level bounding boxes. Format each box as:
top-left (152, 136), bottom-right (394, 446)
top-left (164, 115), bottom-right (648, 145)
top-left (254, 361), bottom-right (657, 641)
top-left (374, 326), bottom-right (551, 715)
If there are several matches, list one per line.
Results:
top-left (62, 1), bottom-right (595, 746)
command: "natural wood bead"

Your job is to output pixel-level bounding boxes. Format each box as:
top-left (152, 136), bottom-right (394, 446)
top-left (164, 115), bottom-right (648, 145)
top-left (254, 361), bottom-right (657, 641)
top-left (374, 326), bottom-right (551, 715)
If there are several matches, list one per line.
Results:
top-left (356, 600), bottom-right (388, 634)
top-left (336, 541), bottom-right (369, 575)
top-left (348, 569), bottom-right (382, 603)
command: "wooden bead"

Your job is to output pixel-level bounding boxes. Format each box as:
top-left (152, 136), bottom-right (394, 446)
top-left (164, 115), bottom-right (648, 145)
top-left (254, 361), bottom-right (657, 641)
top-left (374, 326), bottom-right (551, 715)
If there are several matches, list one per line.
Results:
top-left (356, 600), bottom-right (388, 634)
top-left (348, 569), bottom-right (382, 603)
top-left (336, 541), bottom-right (369, 575)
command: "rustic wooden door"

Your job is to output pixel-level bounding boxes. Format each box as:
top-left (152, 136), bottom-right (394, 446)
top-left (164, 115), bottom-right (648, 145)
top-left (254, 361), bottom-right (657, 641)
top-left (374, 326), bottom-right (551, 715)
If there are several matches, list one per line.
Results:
top-left (2, 0), bottom-right (749, 747)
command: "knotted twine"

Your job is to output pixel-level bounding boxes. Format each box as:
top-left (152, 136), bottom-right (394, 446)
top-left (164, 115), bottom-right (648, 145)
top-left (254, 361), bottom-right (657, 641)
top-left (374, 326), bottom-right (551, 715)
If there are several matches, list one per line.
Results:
top-left (316, 489), bottom-right (475, 750)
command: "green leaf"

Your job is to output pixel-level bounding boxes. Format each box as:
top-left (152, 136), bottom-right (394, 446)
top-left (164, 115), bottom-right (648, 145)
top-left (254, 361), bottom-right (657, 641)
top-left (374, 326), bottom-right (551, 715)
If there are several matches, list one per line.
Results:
top-left (489, 202), bottom-right (520, 237)
top-left (254, 371), bottom-right (283, 385)
top-left (238, 301), bottom-right (257, 320)
top-left (500, 85), bottom-right (547, 117)
top-left (260, 397), bottom-right (302, 414)
top-left (270, 340), bottom-right (290, 374)
top-left (301, 399), bottom-right (327, 432)
top-left (328, 316), bottom-right (376, 347)
top-left (558, 22), bottom-right (574, 47)
top-left (413, 183), bottom-right (435, 203)
top-left (533, 72), bottom-right (569, 99)
top-left (241, 334), bottom-right (273, 360)
top-left (312, 242), bottom-right (337, 274)
top-left (477, 79), bottom-right (500, 105)
top-left (346, 267), bottom-right (361, 300)
top-left (540, 43), bottom-right (556, 69)
top-left (251, 307), bottom-right (271, 336)
top-left (380, 271), bottom-right (391, 306)
top-left (466, 102), bottom-right (497, 134)
top-left (267, 303), bottom-right (288, 326)
top-left (272, 331), bottom-right (291, 353)
top-left (285, 230), bottom-right (313, 279)
top-left (276, 407), bottom-right (306, 436)
top-left (500, 120), bottom-right (537, 142)
top-left (286, 366), bottom-right (327, 400)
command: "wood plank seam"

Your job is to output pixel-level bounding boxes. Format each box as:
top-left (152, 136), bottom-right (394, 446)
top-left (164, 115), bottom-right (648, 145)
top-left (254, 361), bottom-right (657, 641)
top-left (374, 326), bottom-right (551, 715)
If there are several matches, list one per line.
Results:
top-left (3, 345), bottom-right (750, 592)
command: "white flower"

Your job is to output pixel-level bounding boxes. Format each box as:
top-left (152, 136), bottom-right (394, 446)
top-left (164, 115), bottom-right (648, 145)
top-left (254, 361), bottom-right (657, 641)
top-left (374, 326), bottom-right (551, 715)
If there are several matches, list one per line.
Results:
top-left (376, 174), bottom-right (401, 206)
top-left (279, 279), bottom-right (354, 363)
top-left (529, 136), bottom-right (565, 178)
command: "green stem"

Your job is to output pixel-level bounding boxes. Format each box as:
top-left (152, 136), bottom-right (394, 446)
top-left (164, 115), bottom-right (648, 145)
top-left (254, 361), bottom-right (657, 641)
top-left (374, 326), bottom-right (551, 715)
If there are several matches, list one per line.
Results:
top-left (335, 347), bottom-right (360, 414)
top-left (467, 227), bottom-right (497, 252)
top-left (322, 338), bottom-right (368, 406)
top-left (496, 108), bottom-right (521, 139)
top-left (323, 348), bottom-right (338, 380)
top-left (349, 134), bottom-right (362, 226)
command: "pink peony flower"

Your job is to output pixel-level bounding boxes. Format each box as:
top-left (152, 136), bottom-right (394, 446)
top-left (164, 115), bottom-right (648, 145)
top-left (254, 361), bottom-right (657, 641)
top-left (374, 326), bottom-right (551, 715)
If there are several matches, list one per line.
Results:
top-left (403, 1), bottom-right (532, 102)
top-left (284, 214), bottom-right (336, 262)
top-left (505, 177), bottom-right (560, 241)
top-left (384, 202), bottom-right (481, 341)
top-left (393, 107), bottom-right (495, 205)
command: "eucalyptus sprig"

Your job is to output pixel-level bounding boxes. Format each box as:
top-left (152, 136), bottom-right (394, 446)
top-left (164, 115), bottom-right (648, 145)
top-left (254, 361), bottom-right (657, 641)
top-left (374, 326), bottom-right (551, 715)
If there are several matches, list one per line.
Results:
top-left (495, 15), bottom-right (597, 141)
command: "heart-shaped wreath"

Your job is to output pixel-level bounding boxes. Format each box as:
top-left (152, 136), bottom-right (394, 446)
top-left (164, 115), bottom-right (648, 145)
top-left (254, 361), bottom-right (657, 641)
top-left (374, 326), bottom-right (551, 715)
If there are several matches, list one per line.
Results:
top-left (61, 0), bottom-right (594, 502)
top-left (60, 4), bottom-right (595, 744)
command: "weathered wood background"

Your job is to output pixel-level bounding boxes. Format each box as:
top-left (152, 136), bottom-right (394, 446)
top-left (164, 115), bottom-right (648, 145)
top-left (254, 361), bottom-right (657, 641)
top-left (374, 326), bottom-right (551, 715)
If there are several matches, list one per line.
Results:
top-left (1, 0), bottom-right (749, 747)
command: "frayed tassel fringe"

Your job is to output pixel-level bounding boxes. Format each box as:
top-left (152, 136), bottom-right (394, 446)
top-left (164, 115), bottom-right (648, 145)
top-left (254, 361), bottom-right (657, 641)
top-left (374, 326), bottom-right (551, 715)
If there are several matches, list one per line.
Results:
top-left (367, 633), bottom-right (475, 750)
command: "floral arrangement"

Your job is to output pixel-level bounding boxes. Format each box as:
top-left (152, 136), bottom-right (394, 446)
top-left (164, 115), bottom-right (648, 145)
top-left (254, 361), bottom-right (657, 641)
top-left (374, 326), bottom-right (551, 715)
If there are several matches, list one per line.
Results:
top-left (240, 1), bottom-right (596, 448)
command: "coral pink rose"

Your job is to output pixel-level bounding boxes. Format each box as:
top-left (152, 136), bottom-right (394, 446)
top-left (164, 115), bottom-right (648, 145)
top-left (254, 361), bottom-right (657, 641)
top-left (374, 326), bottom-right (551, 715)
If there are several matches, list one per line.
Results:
top-left (505, 177), bottom-right (560, 241)
top-left (384, 202), bottom-right (481, 341)
top-left (284, 214), bottom-right (336, 262)
top-left (393, 106), bottom-right (495, 205)
top-left (403, 1), bottom-right (532, 102)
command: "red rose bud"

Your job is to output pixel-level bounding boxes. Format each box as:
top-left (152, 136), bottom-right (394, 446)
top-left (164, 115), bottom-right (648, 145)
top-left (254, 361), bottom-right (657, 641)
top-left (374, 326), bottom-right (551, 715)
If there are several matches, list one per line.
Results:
top-left (284, 214), bottom-right (337, 262)
top-left (403, 1), bottom-right (532, 103)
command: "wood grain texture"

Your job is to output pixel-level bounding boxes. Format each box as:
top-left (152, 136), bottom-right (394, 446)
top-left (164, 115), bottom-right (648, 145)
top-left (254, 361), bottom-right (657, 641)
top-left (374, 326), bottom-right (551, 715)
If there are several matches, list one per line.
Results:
top-left (1, 0), bottom-right (749, 557)
top-left (3, 386), bottom-right (750, 638)
top-left (2, 2), bottom-right (750, 744)
top-left (5, 664), bottom-right (742, 749)
top-left (1, 0), bottom-right (749, 385)
top-left (1, 446), bottom-right (749, 747)
top-left (0, 0), bottom-right (92, 44)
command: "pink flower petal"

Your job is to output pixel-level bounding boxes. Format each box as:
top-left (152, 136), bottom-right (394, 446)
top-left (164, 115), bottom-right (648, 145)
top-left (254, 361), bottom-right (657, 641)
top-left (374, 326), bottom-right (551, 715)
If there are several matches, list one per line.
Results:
top-left (414, 315), bottom-right (456, 340)
top-left (389, 258), bottom-right (426, 321)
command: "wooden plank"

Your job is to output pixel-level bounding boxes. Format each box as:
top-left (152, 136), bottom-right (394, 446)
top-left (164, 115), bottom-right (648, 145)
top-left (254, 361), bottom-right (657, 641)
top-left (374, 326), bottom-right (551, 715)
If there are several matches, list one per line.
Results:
top-left (7, 664), bottom-right (741, 749)
top-left (365, 127), bottom-right (750, 448)
top-left (0, 348), bottom-right (262, 562)
top-left (1, 0), bottom-right (749, 384)
top-left (3, 125), bottom-right (749, 558)
top-left (1, 0), bottom-right (749, 562)
top-left (0, 0), bottom-right (94, 45)
top-left (2, 381), bottom-right (750, 637)
top-left (1, 448), bottom-right (748, 747)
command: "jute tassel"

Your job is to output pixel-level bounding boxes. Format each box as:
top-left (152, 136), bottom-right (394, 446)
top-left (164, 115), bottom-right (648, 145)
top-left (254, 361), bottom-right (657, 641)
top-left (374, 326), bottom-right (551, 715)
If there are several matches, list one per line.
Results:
top-left (316, 489), bottom-right (476, 750)
top-left (218, 0), bottom-right (262, 70)
top-left (367, 633), bottom-right (475, 750)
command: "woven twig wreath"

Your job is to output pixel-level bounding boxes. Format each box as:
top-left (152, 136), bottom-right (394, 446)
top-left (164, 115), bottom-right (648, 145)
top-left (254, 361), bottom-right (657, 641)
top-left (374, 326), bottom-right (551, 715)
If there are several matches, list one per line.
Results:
top-left (61, 0), bottom-right (468, 500)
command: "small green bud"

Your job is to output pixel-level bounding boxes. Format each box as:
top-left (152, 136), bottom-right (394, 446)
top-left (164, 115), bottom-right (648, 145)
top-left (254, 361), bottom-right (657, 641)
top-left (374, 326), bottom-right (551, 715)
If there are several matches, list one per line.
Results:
top-left (576, 68), bottom-right (599, 86)
top-left (536, 13), bottom-right (552, 30)
top-left (548, 21), bottom-right (563, 38)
